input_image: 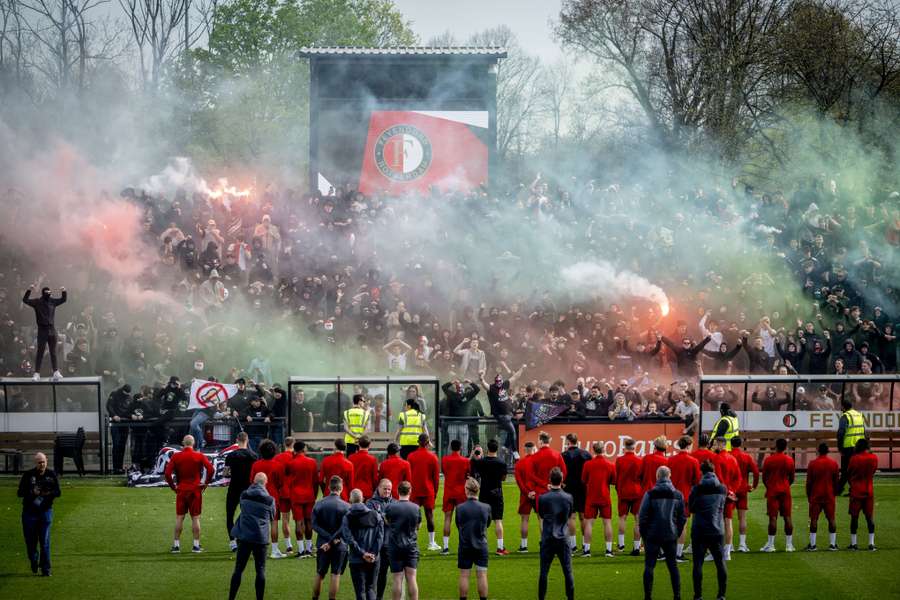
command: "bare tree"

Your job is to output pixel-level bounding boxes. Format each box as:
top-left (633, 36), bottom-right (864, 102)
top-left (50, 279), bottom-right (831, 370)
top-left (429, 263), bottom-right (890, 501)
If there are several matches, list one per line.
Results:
top-left (539, 58), bottom-right (572, 148)
top-left (0, 0), bottom-right (28, 90)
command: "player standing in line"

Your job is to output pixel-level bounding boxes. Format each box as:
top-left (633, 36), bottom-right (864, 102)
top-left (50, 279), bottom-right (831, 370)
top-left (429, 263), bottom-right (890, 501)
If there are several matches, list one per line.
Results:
top-left (711, 436), bottom-right (741, 560)
top-left (561, 433), bottom-right (591, 555)
top-left (225, 432), bottom-right (258, 552)
top-left (378, 443), bottom-right (412, 499)
top-left (641, 437), bottom-right (669, 495)
top-left (805, 442), bottom-right (839, 551)
top-left (407, 434), bottom-right (441, 551)
top-left (469, 439), bottom-right (509, 555)
top-left (667, 436), bottom-right (701, 561)
top-left (286, 440), bottom-right (319, 558)
top-left (273, 436), bottom-right (296, 554)
top-left (320, 439), bottom-right (355, 502)
top-left (514, 442), bottom-right (537, 552)
top-left (537, 467), bottom-right (575, 600)
top-left (615, 438), bottom-right (644, 555)
top-left (455, 478), bottom-right (491, 600)
top-left (311, 476), bottom-right (351, 600)
top-left (250, 439), bottom-right (287, 558)
top-left (165, 434), bottom-right (214, 553)
top-left (728, 437), bottom-right (759, 553)
top-left (760, 438), bottom-right (796, 553)
top-left (384, 481), bottom-right (422, 600)
top-left (349, 435), bottom-right (379, 501)
top-left (441, 439), bottom-right (471, 555)
top-left (581, 441), bottom-right (617, 557)
top-left (847, 438), bottom-right (878, 551)
top-left (529, 431), bottom-right (567, 505)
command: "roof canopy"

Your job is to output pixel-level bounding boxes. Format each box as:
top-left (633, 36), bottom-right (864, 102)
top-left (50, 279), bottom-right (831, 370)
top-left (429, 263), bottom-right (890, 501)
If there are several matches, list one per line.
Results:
top-left (299, 46), bottom-right (507, 59)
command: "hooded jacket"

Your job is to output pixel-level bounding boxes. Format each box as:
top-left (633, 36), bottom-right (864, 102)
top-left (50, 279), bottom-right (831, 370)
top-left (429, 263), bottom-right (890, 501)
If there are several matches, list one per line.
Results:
top-left (106, 386), bottom-right (133, 419)
top-left (231, 482), bottom-right (276, 545)
top-left (661, 336), bottom-right (711, 378)
top-left (340, 502), bottom-right (384, 563)
top-left (837, 339), bottom-right (863, 372)
top-left (807, 338), bottom-right (832, 374)
top-left (23, 289), bottom-right (66, 329)
top-left (688, 472), bottom-right (726, 538)
top-left (638, 479), bottom-right (686, 543)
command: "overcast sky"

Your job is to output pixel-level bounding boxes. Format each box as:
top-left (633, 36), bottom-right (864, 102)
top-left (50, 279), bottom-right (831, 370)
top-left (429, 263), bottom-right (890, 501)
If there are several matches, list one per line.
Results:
top-left (392, 0), bottom-right (565, 60)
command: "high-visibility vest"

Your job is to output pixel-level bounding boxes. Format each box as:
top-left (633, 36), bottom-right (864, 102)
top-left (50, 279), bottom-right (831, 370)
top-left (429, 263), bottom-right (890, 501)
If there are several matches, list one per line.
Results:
top-left (344, 407), bottom-right (369, 444)
top-left (713, 415), bottom-right (740, 450)
top-left (398, 409), bottom-right (425, 446)
top-left (841, 409), bottom-right (866, 449)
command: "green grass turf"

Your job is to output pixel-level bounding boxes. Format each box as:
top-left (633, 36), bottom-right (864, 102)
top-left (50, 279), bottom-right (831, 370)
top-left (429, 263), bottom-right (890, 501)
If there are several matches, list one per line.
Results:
top-left (0, 476), bottom-right (897, 599)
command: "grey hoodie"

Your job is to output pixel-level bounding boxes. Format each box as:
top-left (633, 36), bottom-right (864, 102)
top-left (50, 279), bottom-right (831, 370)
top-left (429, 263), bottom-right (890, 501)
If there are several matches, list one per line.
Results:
top-left (688, 472), bottom-right (726, 538)
top-left (340, 502), bottom-right (384, 563)
top-left (231, 482), bottom-right (275, 545)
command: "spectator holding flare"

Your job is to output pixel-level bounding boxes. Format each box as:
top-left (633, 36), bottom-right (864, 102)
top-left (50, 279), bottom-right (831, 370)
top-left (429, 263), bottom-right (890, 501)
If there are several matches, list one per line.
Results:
top-left (615, 437), bottom-right (644, 555)
top-left (847, 438), bottom-right (878, 551)
top-left (384, 480), bottom-right (421, 600)
top-left (441, 439), bottom-right (471, 554)
top-left (341, 487), bottom-right (385, 600)
top-left (469, 439), bottom-right (509, 555)
top-left (349, 435), bottom-right (379, 500)
top-left (514, 441), bottom-right (538, 553)
top-left (639, 466), bottom-right (686, 600)
top-left (407, 433), bottom-right (441, 551)
top-left (286, 440), bottom-right (319, 558)
top-left (561, 432), bottom-right (591, 555)
top-left (688, 460), bottom-right (728, 600)
top-left (711, 436), bottom-right (741, 560)
top-left (760, 438), bottom-right (796, 553)
top-left (273, 436), bottom-right (296, 554)
top-left (22, 283), bottom-right (66, 381)
top-left (667, 436), bottom-right (701, 561)
top-left (321, 439), bottom-right (355, 502)
top-left (17, 452), bottom-right (60, 576)
top-left (311, 476), bottom-right (351, 600)
top-left (228, 472), bottom-right (275, 600)
top-left (455, 477), bottom-right (491, 600)
top-left (225, 432), bottom-right (258, 552)
top-left (165, 434), bottom-right (214, 553)
top-left (729, 436), bottom-right (759, 553)
top-left (378, 443), bottom-right (412, 499)
top-left (250, 439), bottom-right (287, 558)
top-left (537, 467), bottom-right (575, 600)
top-left (805, 442), bottom-right (840, 551)
top-left (581, 441), bottom-right (617, 557)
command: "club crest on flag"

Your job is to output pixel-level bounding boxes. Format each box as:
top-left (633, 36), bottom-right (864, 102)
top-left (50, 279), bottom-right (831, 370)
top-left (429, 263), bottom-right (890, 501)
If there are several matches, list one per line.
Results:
top-left (374, 124), bottom-right (432, 182)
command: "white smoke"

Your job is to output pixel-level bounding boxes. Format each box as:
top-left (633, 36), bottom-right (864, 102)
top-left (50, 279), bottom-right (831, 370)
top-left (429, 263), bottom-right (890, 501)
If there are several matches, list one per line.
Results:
top-left (562, 261), bottom-right (670, 315)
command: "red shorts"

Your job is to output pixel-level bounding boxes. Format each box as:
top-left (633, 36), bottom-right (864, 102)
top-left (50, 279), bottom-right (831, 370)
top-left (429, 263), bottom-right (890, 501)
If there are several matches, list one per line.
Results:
top-left (518, 494), bottom-right (533, 515)
top-left (442, 495), bottom-right (466, 514)
top-left (278, 498), bottom-right (292, 514)
top-left (291, 502), bottom-right (314, 522)
top-left (584, 502), bottom-right (612, 520)
top-left (849, 496), bottom-right (875, 518)
top-left (617, 498), bottom-right (641, 517)
top-left (723, 499), bottom-right (736, 519)
top-left (736, 492), bottom-right (749, 511)
top-left (809, 498), bottom-right (836, 522)
top-left (176, 489), bottom-right (202, 517)
top-left (413, 495), bottom-right (435, 510)
top-left (766, 493), bottom-right (792, 517)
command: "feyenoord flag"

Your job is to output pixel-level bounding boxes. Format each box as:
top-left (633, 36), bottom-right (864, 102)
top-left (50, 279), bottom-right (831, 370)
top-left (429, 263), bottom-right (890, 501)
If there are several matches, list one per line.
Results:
top-left (525, 401), bottom-right (569, 430)
top-left (188, 379), bottom-right (239, 411)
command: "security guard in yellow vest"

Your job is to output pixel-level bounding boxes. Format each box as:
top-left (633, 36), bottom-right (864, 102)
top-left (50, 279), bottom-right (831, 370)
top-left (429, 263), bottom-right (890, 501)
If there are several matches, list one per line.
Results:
top-left (711, 402), bottom-right (740, 450)
top-left (396, 398), bottom-right (429, 459)
top-left (343, 393), bottom-right (370, 456)
top-left (838, 397), bottom-right (866, 493)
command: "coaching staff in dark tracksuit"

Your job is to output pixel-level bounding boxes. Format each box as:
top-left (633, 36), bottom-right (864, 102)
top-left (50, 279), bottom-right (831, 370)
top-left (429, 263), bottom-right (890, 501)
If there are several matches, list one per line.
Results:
top-left (689, 460), bottom-right (728, 600)
top-left (366, 478), bottom-right (394, 600)
top-left (537, 467), bottom-right (575, 600)
top-left (225, 432), bottom-right (258, 551)
top-left (384, 481), bottom-right (422, 600)
top-left (312, 476), bottom-right (351, 600)
top-left (18, 452), bottom-right (61, 576)
top-left (229, 472), bottom-right (275, 600)
top-left (639, 465), bottom-right (686, 600)
top-left (341, 488), bottom-right (385, 600)
top-left (469, 439), bottom-right (509, 554)
top-left (455, 477), bottom-right (491, 600)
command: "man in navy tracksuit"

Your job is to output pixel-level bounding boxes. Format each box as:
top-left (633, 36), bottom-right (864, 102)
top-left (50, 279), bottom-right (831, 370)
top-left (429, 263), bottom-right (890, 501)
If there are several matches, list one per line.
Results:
top-left (639, 465), bottom-right (686, 600)
top-left (688, 461), bottom-right (728, 600)
top-left (311, 476), bottom-right (351, 600)
top-left (537, 467), bottom-right (574, 600)
top-left (341, 488), bottom-right (385, 600)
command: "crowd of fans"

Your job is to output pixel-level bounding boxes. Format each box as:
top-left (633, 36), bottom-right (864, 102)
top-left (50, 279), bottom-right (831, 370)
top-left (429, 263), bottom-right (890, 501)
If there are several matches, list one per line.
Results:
top-left (1, 175), bottom-right (898, 440)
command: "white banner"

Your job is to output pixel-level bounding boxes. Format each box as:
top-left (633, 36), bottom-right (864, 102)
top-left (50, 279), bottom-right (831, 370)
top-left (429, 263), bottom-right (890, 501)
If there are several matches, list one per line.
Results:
top-left (188, 379), bottom-right (239, 411)
top-left (702, 410), bottom-right (900, 432)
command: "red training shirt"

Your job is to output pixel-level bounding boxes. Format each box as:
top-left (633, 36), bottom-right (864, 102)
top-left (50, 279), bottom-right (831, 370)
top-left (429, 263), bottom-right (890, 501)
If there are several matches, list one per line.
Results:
top-left (615, 452), bottom-right (644, 501)
top-left (273, 450), bottom-right (294, 499)
top-left (668, 451), bottom-right (701, 502)
top-left (441, 452), bottom-right (470, 501)
top-left (530, 446), bottom-right (567, 497)
top-left (348, 449), bottom-right (379, 500)
top-left (408, 447), bottom-right (440, 499)
top-left (165, 447), bottom-right (214, 491)
top-left (847, 452), bottom-right (878, 499)
top-left (713, 450), bottom-right (742, 497)
top-left (582, 455), bottom-right (617, 506)
top-left (805, 454), bottom-right (839, 503)
top-left (319, 451), bottom-right (355, 501)
top-left (692, 448), bottom-right (717, 468)
top-left (250, 457), bottom-right (284, 500)
top-left (515, 452), bottom-right (536, 498)
top-left (378, 455), bottom-right (412, 499)
top-left (761, 451), bottom-right (795, 497)
top-left (641, 450), bottom-right (669, 492)
top-left (730, 448), bottom-right (760, 494)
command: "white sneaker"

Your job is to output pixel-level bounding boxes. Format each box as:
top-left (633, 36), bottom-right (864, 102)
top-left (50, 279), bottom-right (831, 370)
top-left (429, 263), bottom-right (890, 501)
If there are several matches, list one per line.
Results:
top-left (704, 552), bottom-right (714, 562)
top-left (760, 544), bottom-right (775, 553)
top-left (51, 370), bottom-right (63, 381)
top-left (229, 540), bottom-right (238, 552)
top-left (683, 544), bottom-right (692, 554)
top-left (724, 550), bottom-right (732, 561)
top-left (270, 547), bottom-right (285, 559)
top-left (32, 372), bottom-right (41, 381)
top-left (285, 545), bottom-right (293, 554)
top-left (427, 542), bottom-right (441, 551)
top-left (785, 544), bottom-right (795, 553)
top-left (737, 544), bottom-right (750, 553)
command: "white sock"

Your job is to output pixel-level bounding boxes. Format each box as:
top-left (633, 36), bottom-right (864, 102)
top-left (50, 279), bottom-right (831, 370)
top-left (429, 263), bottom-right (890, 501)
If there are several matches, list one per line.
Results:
top-left (520, 539), bottom-right (527, 548)
top-left (868, 533), bottom-right (875, 546)
top-left (829, 532), bottom-right (836, 546)
top-left (605, 542), bottom-right (612, 552)
top-left (767, 535), bottom-right (775, 546)
top-left (443, 536), bottom-right (449, 550)
top-left (786, 535), bottom-right (793, 546)
top-left (193, 539), bottom-right (200, 548)
top-left (584, 543), bottom-right (591, 551)
top-left (429, 532), bottom-right (436, 545)
top-left (306, 539), bottom-right (313, 552)
top-left (676, 543), bottom-right (683, 555)
top-left (851, 534), bottom-right (857, 545)
top-left (809, 533), bottom-right (817, 546)
top-left (739, 534), bottom-right (746, 546)
top-left (271, 542), bottom-right (278, 551)
top-left (173, 540), bottom-right (180, 548)
top-left (726, 543), bottom-right (733, 552)
top-left (285, 537), bottom-right (293, 549)
top-left (633, 540), bottom-right (641, 551)
top-left (618, 534), bottom-right (625, 547)
top-left (497, 538), bottom-right (504, 550)
top-left (568, 535), bottom-right (577, 549)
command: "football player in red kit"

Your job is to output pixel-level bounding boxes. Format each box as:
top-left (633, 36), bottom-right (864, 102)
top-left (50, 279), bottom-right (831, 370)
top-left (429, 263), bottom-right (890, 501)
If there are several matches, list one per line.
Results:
top-left (319, 439), bottom-right (355, 502)
top-left (165, 435), bottom-right (214, 553)
top-left (847, 438), bottom-right (878, 551)
top-left (348, 435), bottom-right (379, 500)
top-left (805, 442), bottom-right (839, 551)
top-left (441, 438), bottom-right (470, 554)
top-left (514, 442), bottom-right (538, 552)
top-left (249, 439), bottom-right (287, 558)
top-left (378, 442), bottom-right (412, 499)
top-left (408, 434), bottom-right (441, 550)
top-left (729, 436), bottom-right (759, 552)
top-left (668, 436), bottom-right (701, 560)
top-left (641, 437), bottom-right (669, 493)
top-left (581, 441), bottom-right (617, 557)
top-left (712, 436), bottom-right (741, 560)
top-left (529, 431), bottom-right (567, 502)
top-left (615, 438), bottom-right (643, 555)
top-left (760, 438), bottom-right (796, 553)
top-left (273, 436), bottom-right (296, 554)
top-left (691, 434), bottom-right (717, 466)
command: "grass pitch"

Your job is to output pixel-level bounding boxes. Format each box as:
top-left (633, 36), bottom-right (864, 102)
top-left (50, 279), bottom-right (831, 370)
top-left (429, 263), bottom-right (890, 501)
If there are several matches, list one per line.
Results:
top-left (0, 476), bottom-right (897, 599)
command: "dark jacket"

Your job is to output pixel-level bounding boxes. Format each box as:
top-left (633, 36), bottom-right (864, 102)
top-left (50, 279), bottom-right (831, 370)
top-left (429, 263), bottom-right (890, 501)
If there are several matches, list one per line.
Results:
top-left (688, 472), bottom-right (726, 538)
top-left (638, 479), bottom-right (686, 542)
top-left (312, 493), bottom-right (351, 549)
top-left (22, 289), bottom-right (66, 329)
top-left (442, 382), bottom-right (480, 417)
top-left (741, 338), bottom-right (771, 373)
top-left (662, 336), bottom-right (710, 378)
top-left (366, 493), bottom-right (394, 547)
top-left (106, 386), bottom-right (133, 419)
top-left (17, 467), bottom-right (61, 514)
top-left (775, 340), bottom-right (806, 371)
top-left (807, 339), bottom-right (832, 374)
top-left (701, 344), bottom-right (742, 373)
top-left (837, 339), bottom-right (863, 372)
top-left (340, 502), bottom-right (384, 563)
top-left (231, 482), bottom-right (276, 545)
